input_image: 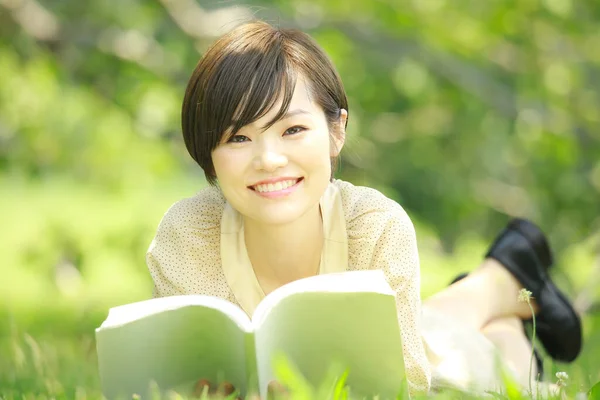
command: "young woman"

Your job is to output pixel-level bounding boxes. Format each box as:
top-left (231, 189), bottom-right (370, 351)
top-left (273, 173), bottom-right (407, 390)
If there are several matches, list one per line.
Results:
top-left (146, 20), bottom-right (582, 397)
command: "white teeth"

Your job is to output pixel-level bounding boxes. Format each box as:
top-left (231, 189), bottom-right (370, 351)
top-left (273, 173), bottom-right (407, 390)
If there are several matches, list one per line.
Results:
top-left (254, 179), bottom-right (298, 193)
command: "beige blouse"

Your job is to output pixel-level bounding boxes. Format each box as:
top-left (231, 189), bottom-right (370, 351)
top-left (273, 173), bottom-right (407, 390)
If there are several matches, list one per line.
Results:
top-left (146, 179), bottom-right (432, 395)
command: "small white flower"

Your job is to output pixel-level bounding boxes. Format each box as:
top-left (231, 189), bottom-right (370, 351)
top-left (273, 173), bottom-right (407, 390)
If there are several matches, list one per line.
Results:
top-left (556, 371), bottom-right (569, 380)
top-left (556, 371), bottom-right (569, 387)
top-left (518, 288), bottom-right (533, 303)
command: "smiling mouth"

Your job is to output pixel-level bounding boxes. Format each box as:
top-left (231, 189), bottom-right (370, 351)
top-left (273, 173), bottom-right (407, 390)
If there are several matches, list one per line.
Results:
top-left (249, 178), bottom-right (303, 193)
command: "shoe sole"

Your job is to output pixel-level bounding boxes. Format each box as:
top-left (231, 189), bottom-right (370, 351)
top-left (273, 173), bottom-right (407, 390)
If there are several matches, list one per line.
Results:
top-left (535, 277), bottom-right (583, 363)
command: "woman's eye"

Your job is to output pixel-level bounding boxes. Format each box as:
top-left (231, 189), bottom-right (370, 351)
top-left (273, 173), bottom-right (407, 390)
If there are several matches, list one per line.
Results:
top-left (284, 126), bottom-right (306, 136)
top-left (228, 135), bottom-right (249, 143)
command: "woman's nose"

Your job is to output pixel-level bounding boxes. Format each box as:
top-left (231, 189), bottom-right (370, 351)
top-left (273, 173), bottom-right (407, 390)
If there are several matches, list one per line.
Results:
top-left (253, 140), bottom-right (288, 172)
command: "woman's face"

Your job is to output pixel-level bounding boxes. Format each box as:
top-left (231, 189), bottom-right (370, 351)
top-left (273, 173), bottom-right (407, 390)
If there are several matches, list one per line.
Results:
top-left (212, 77), bottom-right (346, 226)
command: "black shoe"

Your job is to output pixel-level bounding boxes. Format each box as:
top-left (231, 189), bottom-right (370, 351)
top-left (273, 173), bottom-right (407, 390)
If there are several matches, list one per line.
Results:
top-left (449, 273), bottom-right (545, 379)
top-left (485, 218), bottom-right (582, 363)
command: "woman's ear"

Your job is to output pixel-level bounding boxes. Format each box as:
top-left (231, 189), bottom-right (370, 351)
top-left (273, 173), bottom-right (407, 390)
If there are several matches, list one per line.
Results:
top-left (330, 109), bottom-right (348, 157)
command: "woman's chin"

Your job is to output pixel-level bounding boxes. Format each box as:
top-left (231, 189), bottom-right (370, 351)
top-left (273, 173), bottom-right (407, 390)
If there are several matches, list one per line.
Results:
top-left (246, 202), bottom-right (319, 227)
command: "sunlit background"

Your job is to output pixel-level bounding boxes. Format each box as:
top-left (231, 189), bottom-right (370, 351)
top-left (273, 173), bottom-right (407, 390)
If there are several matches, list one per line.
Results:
top-left (1, 0), bottom-right (599, 397)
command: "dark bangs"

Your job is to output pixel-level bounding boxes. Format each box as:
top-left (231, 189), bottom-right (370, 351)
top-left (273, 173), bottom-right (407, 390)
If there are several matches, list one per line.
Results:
top-left (204, 38), bottom-right (297, 145)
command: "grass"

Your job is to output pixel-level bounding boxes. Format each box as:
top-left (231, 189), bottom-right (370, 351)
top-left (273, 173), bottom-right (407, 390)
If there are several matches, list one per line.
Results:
top-left (1, 178), bottom-right (599, 399)
top-left (2, 321), bottom-right (599, 400)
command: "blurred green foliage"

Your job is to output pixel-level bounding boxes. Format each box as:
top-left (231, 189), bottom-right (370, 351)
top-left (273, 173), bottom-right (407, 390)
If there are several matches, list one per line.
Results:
top-left (2, 0), bottom-right (598, 306)
top-left (2, 0), bottom-right (599, 247)
top-left (0, 0), bottom-right (599, 397)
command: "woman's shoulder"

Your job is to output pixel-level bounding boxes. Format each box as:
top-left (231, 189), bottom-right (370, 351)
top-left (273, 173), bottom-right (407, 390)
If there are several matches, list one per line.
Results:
top-left (160, 184), bottom-right (227, 231)
top-left (332, 179), bottom-right (411, 224)
top-left (147, 185), bottom-right (231, 298)
top-left (332, 180), bottom-right (418, 272)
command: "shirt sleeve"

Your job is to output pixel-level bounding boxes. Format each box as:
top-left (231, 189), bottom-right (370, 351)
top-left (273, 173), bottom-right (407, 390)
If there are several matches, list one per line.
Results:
top-left (340, 181), bottom-right (431, 396)
top-left (370, 209), bottom-right (431, 396)
top-left (145, 189), bottom-right (234, 301)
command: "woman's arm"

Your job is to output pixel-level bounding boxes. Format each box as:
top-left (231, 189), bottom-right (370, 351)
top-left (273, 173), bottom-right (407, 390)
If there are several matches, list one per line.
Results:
top-left (369, 210), bottom-right (432, 397)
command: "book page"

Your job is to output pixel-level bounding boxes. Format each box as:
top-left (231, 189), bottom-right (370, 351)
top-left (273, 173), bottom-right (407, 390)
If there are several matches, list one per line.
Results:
top-left (252, 270), bottom-right (407, 399)
top-left (96, 296), bottom-right (254, 399)
top-left (100, 295), bottom-right (251, 330)
top-left (252, 270), bottom-right (394, 326)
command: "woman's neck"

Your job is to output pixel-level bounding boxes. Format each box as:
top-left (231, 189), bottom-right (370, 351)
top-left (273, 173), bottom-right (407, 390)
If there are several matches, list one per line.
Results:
top-left (243, 203), bottom-right (323, 292)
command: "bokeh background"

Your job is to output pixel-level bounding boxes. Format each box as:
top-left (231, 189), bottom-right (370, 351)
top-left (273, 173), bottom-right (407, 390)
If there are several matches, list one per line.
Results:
top-left (1, 0), bottom-right (599, 397)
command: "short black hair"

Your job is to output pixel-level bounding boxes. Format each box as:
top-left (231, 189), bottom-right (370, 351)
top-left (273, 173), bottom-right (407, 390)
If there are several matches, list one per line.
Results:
top-left (181, 20), bottom-right (349, 185)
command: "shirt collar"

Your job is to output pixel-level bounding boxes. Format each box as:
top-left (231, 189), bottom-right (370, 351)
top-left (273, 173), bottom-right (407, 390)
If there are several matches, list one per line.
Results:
top-left (220, 181), bottom-right (348, 316)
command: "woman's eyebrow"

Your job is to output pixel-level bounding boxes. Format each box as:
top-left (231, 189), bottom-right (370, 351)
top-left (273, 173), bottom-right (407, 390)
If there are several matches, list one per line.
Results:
top-left (223, 108), bottom-right (313, 137)
top-left (230, 109), bottom-right (312, 130)
top-left (281, 108), bottom-right (312, 119)
top-left (256, 108), bottom-right (313, 131)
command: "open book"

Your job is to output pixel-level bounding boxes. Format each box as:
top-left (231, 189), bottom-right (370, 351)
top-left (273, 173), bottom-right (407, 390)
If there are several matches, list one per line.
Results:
top-left (95, 270), bottom-right (407, 399)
